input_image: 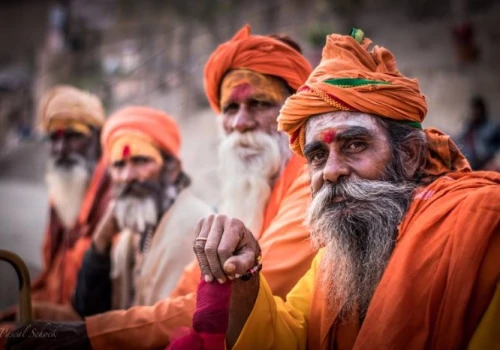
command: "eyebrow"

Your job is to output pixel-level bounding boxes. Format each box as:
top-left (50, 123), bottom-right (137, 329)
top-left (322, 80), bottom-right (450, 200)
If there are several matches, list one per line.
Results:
top-left (304, 126), bottom-right (375, 155)
top-left (335, 126), bottom-right (374, 141)
top-left (303, 140), bottom-right (325, 157)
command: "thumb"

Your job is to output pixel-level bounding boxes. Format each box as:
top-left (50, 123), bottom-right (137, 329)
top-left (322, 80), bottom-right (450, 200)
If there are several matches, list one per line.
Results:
top-left (223, 248), bottom-right (256, 277)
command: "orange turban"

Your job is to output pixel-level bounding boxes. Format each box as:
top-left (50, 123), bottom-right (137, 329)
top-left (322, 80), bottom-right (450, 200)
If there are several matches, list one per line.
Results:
top-left (39, 85), bottom-right (105, 134)
top-left (278, 29), bottom-right (470, 176)
top-left (101, 106), bottom-right (181, 163)
top-left (204, 24), bottom-right (313, 114)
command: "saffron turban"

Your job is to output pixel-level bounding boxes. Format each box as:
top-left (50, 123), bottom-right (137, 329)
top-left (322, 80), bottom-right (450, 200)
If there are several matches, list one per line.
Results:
top-left (278, 29), bottom-right (470, 176)
top-left (39, 85), bottom-right (105, 134)
top-left (101, 106), bottom-right (181, 164)
top-left (204, 24), bottom-right (313, 114)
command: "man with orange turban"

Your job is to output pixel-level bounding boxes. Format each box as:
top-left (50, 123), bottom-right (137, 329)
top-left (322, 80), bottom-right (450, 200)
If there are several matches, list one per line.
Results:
top-left (191, 29), bottom-right (500, 349)
top-left (0, 85), bottom-right (111, 323)
top-left (5, 25), bottom-right (315, 350)
top-left (71, 106), bottom-right (213, 316)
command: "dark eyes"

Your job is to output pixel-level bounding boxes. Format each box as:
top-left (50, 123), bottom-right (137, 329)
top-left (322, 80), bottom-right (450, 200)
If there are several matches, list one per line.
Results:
top-left (222, 103), bottom-right (238, 113)
top-left (222, 100), bottom-right (273, 114)
top-left (112, 160), bottom-right (126, 169)
top-left (305, 140), bottom-right (368, 165)
top-left (344, 141), bottom-right (366, 152)
top-left (132, 157), bottom-right (152, 165)
top-left (251, 100), bottom-right (272, 108)
top-left (111, 157), bottom-right (152, 169)
top-left (307, 151), bottom-right (328, 166)
top-left (49, 131), bottom-right (85, 141)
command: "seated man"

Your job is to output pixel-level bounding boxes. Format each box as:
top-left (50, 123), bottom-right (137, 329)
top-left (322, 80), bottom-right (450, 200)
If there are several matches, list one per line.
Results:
top-left (191, 30), bottom-right (500, 349)
top-left (5, 25), bottom-right (314, 350)
top-left (73, 106), bottom-right (213, 316)
top-left (0, 85), bottom-right (111, 322)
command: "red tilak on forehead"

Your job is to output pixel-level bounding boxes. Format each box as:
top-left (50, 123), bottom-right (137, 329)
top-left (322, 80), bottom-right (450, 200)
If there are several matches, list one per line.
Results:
top-left (229, 83), bottom-right (253, 102)
top-left (56, 129), bottom-right (65, 138)
top-left (122, 144), bottom-right (131, 158)
top-left (320, 129), bottom-right (336, 144)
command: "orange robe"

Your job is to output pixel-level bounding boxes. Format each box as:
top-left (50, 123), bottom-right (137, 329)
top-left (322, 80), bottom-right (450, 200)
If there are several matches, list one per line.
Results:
top-left (86, 155), bottom-right (316, 350)
top-left (31, 158), bottom-right (111, 306)
top-left (234, 171), bottom-right (500, 349)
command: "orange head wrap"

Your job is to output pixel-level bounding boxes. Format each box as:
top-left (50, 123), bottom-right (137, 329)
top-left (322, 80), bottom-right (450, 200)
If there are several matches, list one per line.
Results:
top-left (278, 29), bottom-right (470, 176)
top-left (101, 106), bottom-right (181, 165)
top-left (204, 24), bottom-right (313, 114)
top-left (39, 85), bottom-right (105, 135)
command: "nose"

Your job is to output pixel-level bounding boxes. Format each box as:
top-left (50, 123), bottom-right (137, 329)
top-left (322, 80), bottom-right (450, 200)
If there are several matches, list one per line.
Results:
top-left (51, 138), bottom-right (67, 157)
top-left (232, 105), bottom-right (258, 133)
top-left (118, 162), bottom-right (139, 183)
top-left (322, 152), bottom-right (350, 184)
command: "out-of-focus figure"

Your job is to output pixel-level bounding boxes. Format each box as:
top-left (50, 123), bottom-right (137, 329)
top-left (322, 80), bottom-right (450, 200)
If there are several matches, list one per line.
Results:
top-left (72, 106), bottom-right (213, 317)
top-left (457, 96), bottom-right (500, 170)
top-left (0, 85), bottom-right (111, 323)
top-left (5, 25), bottom-right (316, 350)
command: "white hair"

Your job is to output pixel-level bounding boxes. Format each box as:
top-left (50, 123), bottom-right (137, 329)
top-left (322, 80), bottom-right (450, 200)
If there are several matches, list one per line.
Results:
top-left (114, 196), bottom-right (159, 233)
top-left (45, 156), bottom-right (90, 229)
top-left (217, 130), bottom-right (290, 236)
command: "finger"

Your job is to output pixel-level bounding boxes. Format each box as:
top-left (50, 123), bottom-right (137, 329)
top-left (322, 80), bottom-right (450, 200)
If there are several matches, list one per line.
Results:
top-left (218, 218), bottom-right (245, 280)
top-left (224, 248), bottom-right (257, 278)
top-left (204, 215), bottom-right (227, 283)
top-left (193, 215), bottom-right (214, 282)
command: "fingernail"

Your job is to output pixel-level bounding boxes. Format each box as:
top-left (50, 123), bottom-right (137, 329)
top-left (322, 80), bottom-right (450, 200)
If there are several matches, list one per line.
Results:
top-left (235, 274), bottom-right (241, 279)
top-left (204, 275), bottom-right (213, 283)
top-left (228, 275), bottom-right (234, 280)
top-left (225, 263), bottom-right (235, 273)
top-left (217, 278), bottom-right (225, 284)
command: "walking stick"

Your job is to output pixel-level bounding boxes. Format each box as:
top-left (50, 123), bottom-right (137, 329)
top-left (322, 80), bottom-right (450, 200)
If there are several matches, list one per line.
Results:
top-left (0, 249), bottom-right (32, 324)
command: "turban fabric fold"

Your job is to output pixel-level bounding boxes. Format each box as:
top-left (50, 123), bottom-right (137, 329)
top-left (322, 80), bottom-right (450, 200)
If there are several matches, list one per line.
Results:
top-left (278, 29), bottom-right (470, 176)
top-left (204, 24), bottom-right (312, 114)
top-left (101, 106), bottom-right (181, 163)
top-left (39, 85), bottom-right (105, 134)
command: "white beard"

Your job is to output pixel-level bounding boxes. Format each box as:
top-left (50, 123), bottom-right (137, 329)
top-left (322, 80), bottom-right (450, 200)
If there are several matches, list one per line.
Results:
top-left (217, 130), bottom-right (290, 236)
top-left (45, 158), bottom-right (90, 230)
top-left (114, 196), bottom-right (158, 233)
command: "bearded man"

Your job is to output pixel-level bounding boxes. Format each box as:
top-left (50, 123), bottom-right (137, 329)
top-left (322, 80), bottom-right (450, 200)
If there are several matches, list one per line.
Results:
top-left (0, 85), bottom-right (111, 323)
top-left (72, 106), bottom-right (213, 317)
top-left (188, 30), bottom-right (500, 350)
top-left (5, 25), bottom-right (314, 350)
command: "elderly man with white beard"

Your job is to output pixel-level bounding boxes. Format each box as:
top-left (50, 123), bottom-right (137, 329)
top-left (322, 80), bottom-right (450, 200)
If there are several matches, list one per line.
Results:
top-left (4, 26), bottom-right (315, 350)
top-left (186, 30), bottom-right (500, 350)
top-left (0, 85), bottom-right (111, 326)
top-left (70, 106), bottom-right (213, 317)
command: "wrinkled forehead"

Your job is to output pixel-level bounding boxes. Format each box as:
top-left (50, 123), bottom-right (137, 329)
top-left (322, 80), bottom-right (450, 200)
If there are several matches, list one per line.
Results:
top-left (219, 69), bottom-right (288, 107)
top-left (305, 111), bottom-right (385, 143)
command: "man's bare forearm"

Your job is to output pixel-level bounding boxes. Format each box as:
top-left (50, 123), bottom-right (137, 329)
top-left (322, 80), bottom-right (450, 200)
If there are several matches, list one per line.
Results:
top-left (226, 275), bottom-right (260, 349)
top-left (226, 274), bottom-right (260, 349)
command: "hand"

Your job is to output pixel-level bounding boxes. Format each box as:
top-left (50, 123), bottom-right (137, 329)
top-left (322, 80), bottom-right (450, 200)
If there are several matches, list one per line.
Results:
top-left (31, 302), bottom-right (82, 322)
top-left (5, 321), bottom-right (91, 350)
top-left (193, 214), bottom-right (260, 284)
top-left (92, 201), bottom-right (118, 254)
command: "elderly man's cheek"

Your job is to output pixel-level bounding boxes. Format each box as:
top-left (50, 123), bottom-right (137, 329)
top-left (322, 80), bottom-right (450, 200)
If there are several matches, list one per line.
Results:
top-left (309, 171), bottom-right (324, 195)
top-left (356, 157), bottom-right (389, 180)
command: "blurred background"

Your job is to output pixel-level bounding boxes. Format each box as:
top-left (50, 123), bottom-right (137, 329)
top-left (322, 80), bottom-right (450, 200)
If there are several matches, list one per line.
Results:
top-left (0, 0), bottom-right (499, 308)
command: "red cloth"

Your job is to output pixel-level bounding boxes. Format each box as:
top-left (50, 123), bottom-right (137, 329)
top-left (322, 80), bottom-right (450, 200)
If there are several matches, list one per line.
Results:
top-left (167, 279), bottom-right (232, 350)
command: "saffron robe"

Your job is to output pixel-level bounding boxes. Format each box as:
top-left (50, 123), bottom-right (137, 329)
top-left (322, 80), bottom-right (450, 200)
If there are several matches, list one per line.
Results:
top-left (234, 171), bottom-right (500, 350)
